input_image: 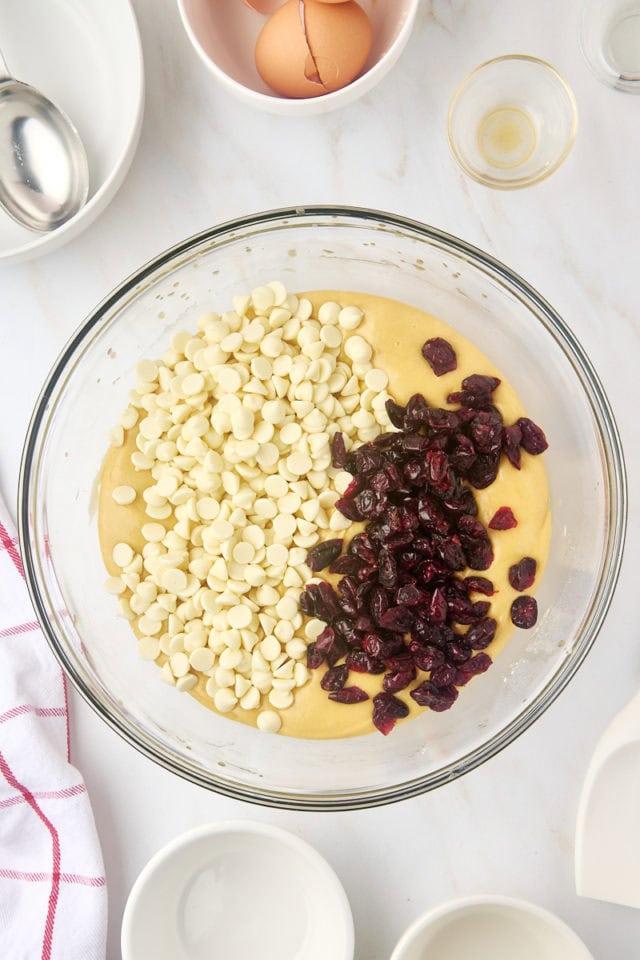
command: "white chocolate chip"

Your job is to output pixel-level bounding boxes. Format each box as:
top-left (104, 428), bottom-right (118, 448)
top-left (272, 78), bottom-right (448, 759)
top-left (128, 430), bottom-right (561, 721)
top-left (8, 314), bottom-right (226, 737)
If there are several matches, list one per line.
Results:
top-left (365, 368), bottom-right (389, 391)
top-left (214, 688), bottom-right (238, 713)
top-left (240, 687), bottom-right (261, 711)
top-left (338, 306), bottom-right (363, 330)
top-left (176, 674), bottom-right (198, 692)
top-left (112, 485), bottom-right (136, 506)
top-left (257, 710), bottom-right (282, 733)
top-left (112, 543), bottom-right (134, 568)
top-left (268, 689), bottom-right (294, 710)
top-left (227, 604), bottom-right (252, 629)
top-left (104, 576), bottom-right (126, 595)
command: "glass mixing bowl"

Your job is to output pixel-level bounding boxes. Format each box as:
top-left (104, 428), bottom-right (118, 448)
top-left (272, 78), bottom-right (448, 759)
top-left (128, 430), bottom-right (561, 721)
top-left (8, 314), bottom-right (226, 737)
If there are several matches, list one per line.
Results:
top-left (19, 207), bottom-right (626, 810)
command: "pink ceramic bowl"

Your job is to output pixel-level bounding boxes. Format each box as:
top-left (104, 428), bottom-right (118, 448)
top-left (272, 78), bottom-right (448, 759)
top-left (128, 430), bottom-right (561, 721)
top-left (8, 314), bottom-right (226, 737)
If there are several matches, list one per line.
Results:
top-left (177, 0), bottom-right (419, 115)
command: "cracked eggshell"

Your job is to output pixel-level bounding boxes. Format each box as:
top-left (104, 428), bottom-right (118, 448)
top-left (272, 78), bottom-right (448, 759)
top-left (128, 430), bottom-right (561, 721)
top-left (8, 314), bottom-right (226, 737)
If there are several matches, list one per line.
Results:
top-left (255, 0), bottom-right (372, 99)
top-left (240, 0), bottom-right (284, 12)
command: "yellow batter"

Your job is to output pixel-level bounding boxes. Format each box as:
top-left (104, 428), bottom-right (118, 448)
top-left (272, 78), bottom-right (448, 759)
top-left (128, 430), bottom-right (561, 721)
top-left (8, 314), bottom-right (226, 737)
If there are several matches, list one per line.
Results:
top-left (99, 292), bottom-right (551, 738)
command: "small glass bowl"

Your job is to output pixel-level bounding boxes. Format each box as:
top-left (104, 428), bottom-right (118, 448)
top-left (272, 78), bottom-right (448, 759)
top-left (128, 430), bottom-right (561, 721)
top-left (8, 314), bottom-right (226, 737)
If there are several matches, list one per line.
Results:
top-left (581, 0), bottom-right (640, 93)
top-left (448, 55), bottom-right (578, 190)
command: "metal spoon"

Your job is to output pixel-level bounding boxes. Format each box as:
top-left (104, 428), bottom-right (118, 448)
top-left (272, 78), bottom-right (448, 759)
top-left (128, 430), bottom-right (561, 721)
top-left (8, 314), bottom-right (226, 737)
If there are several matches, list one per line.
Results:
top-left (0, 45), bottom-right (89, 232)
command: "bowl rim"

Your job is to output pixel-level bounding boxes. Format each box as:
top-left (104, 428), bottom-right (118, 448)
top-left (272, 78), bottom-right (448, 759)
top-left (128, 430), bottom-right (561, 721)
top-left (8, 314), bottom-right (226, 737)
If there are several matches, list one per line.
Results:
top-left (18, 204), bottom-right (628, 811)
top-left (120, 819), bottom-right (354, 960)
top-left (389, 894), bottom-right (594, 959)
top-left (176, 0), bottom-right (420, 115)
top-left (447, 54), bottom-right (579, 190)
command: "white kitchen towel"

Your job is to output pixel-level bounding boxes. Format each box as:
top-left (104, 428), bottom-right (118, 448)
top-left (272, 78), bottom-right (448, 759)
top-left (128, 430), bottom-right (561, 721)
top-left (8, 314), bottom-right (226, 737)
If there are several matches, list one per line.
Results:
top-left (0, 495), bottom-right (107, 960)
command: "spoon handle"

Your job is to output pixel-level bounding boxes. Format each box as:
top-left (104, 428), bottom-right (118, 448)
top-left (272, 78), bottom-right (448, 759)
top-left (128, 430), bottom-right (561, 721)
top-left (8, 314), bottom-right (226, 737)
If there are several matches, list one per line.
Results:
top-left (0, 46), bottom-right (12, 82)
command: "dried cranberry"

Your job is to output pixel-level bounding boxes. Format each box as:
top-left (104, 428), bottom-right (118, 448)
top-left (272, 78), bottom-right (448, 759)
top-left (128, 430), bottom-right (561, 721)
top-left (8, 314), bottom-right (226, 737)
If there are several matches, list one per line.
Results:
top-left (502, 424), bottom-right (522, 469)
top-left (430, 663), bottom-right (458, 686)
top-left (464, 617), bottom-right (497, 650)
top-left (333, 619), bottom-right (360, 646)
top-left (404, 393), bottom-right (430, 427)
top-left (378, 549), bottom-right (398, 588)
top-left (331, 432), bottom-right (348, 468)
top-left (517, 417), bottom-right (548, 455)
top-left (372, 692), bottom-right (410, 735)
top-left (329, 687), bottom-right (369, 704)
top-left (307, 538), bottom-right (344, 572)
top-left (330, 555), bottom-right (362, 575)
top-left (350, 533), bottom-right (376, 562)
top-left (422, 337), bottom-right (457, 376)
top-left (383, 667), bottom-right (416, 693)
top-left (411, 624), bottom-right (453, 649)
top-left (312, 582), bottom-right (341, 621)
top-left (460, 652), bottom-right (492, 676)
top-left (393, 584), bottom-right (420, 607)
top-left (461, 374), bottom-right (501, 395)
top-left (382, 653), bottom-right (414, 671)
top-left (448, 596), bottom-right (488, 624)
top-left (315, 626), bottom-right (336, 656)
top-left (379, 606), bottom-right (414, 633)
top-left (436, 537), bottom-right (467, 571)
top-left (470, 411), bottom-right (503, 455)
top-left (327, 639), bottom-right (349, 666)
top-left (511, 595), bottom-right (538, 628)
top-left (348, 650), bottom-right (385, 674)
top-left (445, 642), bottom-right (472, 664)
top-left (320, 664), bottom-right (349, 691)
top-left (467, 452), bottom-right (500, 489)
top-left (370, 586), bottom-right (389, 624)
top-left (429, 587), bottom-right (448, 624)
top-left (420, 560), bottom-right (448, 584)
top-left (488, 507), bottom-right (517, 530)
top-left (413, 645), bottom-right (445, 672)
top-left (448, 434), bottom-right (477, 475)
top-left (385, 399), bottom-right (406, 428)
top-left (463, 576), bottom-right (495, 596)
top-left (370, 470), bottom-right (392, 495)
top-left (335, 496), bottom-right (362, 522)
top-left (457, 515), bottom-right (485, 538)
top-left (410, 681), bottom-right (458, 711)
top-left (356, 446), bottom-right (384, 475)
top-left (508, 557), bottom-right (537, 591)
top-left (306, 642), bottom-right (325, 670)
top-left (354, 489), bottom-right (378, 519)
top-left (462, 538), bottom-right (494, 571)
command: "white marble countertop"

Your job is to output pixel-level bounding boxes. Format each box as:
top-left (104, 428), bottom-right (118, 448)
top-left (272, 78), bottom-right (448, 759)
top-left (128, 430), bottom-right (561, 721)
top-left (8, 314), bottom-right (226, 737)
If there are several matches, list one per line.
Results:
top-left (1, 0), bottom-right (639, 956)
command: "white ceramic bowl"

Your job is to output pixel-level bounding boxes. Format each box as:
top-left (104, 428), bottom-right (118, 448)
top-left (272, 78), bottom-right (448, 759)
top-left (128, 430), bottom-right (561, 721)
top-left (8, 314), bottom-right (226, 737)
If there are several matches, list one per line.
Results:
top-left (0, 0), bottom-right (144, 264)
top-left (121, 820), bottom-right (354, 960)
top-left (391, 895), bottom-right (594, 960)
top-left (177, 0), bottom-right (418, 115)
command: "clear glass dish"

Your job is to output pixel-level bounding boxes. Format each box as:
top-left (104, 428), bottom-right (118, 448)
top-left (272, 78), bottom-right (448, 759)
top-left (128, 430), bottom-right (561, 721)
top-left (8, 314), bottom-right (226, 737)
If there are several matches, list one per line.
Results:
top-left (19, 207), bottom-right (626, 810)
top-left (448, 56), bottom-right (578, 189)
top-left (581, 0), bottom-right (640, 93)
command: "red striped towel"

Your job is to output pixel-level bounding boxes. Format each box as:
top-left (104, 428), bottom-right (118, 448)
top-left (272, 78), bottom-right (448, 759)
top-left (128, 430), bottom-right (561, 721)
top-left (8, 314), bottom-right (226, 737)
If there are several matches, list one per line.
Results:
top-left (0, 496), bottom-right (106, 959)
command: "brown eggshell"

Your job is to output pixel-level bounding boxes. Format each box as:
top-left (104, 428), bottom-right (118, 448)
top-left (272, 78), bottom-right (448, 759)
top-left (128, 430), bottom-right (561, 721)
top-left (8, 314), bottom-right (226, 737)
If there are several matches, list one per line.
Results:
top-left (241, 0), bottom-right (283, 13)
top-left (255, 0), bottom-right (372, 99)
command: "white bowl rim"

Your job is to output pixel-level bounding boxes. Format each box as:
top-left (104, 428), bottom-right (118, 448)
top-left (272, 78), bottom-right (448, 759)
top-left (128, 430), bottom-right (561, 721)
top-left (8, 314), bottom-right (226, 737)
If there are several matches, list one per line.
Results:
top-left (121, 819), bottom-right (355, 960)
top-left (390, 894), bottom-right (595, 959)
top-left (176, 0), bottom-right (419, 114)
top-left (0, 0), bottom-right (145, 264)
